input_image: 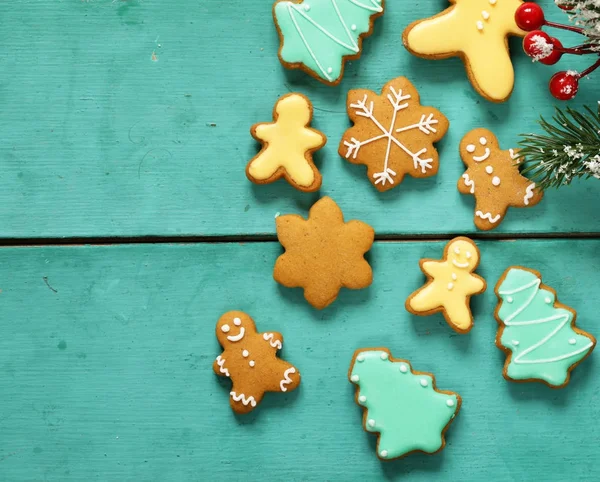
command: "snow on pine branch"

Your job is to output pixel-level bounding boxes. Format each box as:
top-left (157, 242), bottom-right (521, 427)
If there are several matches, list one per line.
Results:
top-left (556, 0), bottom-right (600, 50)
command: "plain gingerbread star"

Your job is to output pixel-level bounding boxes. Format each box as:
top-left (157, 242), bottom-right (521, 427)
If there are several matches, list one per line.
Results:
top-left (403, 0), bottom-right (525, 102)
top-left (213, 311), bottom-right (301, 414)
top-left (458, 128), bottom-right (543, 230)
top-left (274, 197), bottom-right (375, 309)
top-left (246, 93), bottom-right (326, 192)
top-left (406, 237), bottom-right (486, 334)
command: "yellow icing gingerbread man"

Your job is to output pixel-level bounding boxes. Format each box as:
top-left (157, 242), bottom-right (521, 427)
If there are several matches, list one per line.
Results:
top-left (406, 237), bottom-right (487, 334)
top-left (403, 0), bottom-right (525, 102)
top-left (246, 93), bottom-right (326, 192)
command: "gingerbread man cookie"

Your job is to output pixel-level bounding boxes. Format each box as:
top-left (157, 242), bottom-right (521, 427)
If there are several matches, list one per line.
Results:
top-left (247, 93), bottom-right (326, 192)
top-left (403, 0), bottom-right (526, 102)
top-left (458, 128), bottom-right (543, 231)
top-left (213, 311), bottom-right (301, 414)
top-left (406, 237), bottom-right (486, 334)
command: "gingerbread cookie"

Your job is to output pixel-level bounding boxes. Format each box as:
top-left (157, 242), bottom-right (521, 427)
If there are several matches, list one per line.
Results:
top-left (406, 237), bottom-right (486, 334)
top-left (339, 76), bottom-right (449, 192)
top-left (247, 93), bottom-right (326, 192)
top-left (273, 0), bottom-right (384, 86)
top-left (349, 348), bottom-right (461, 460)
top-left (403, 0), bottom-right (526, 102)
top-left (274, 196), bottom-right (374, 309)
top-left (213, 311), bottom-right (301, 413)
top-left (495, 267), bottom-right (596, 388)
top-left (458, 128), bottom-right (543, 230)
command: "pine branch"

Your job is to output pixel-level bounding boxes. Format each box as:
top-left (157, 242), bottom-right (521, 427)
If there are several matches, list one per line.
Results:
top-left (555, 0), bottom-right (600, 51)
top-left (518, 105), bottom-right (600, 189)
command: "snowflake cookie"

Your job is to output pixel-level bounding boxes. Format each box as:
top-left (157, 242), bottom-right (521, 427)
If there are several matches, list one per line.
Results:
top-left (247, 93), bottom-right (326, 192)
top-left (349, 348), bottom-right (461, 460)
top-left (338, 76), bottom-right (449, 192)
top-left (406, 237), bottom-right (486, 334)
top-left (403, 0), bottom-right (526, 103)
top-left (274, 196), bottom-right (374, 309)
top-left (458, 128), bottom-right (543, 231)
top-left (213, 311), bottom-right (301, 414)
top-left (495, 267), bottom-right (596, 388)
top-left (273, 0), bottom-right (385, 85)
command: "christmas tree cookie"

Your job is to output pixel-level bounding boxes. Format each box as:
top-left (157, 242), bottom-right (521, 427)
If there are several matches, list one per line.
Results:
top-left (349, 348), bottom-right (461, 460)
top-left (273, 0), bottom-right (384, 85)
top-left (406, 237), bottom-right (486, 334)
top-left (402, 0), bottom-right (526, 102)
top-left (495, 267), bottom-right (596, 388)
top-left (247, 93), bottom-right (326, 192)
top-left (339, 76), bottom-right (449, 192)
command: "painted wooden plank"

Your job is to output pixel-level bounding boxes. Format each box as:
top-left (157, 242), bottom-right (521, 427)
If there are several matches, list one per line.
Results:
top-left (0, 240), bottom-right (598, 480)
top-left (0, 1), bottom-right (599, 238)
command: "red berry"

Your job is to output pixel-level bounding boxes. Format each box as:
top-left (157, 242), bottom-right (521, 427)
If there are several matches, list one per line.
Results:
top-left (515, 3), bottom-right (545, 31)
top-left (540, 37), bottom-right (563, 65)
top-left (557, 2), bottom-right (575, 11)
top-left (523, 31), bottom-right (553, 60)
top-left (549, 71), bottom-right (579, 100)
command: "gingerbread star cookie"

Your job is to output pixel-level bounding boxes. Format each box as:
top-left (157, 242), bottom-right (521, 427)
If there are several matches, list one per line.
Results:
top-left (339, 76), bottom-right (449, 192)
top-left (213, 311), bottom-right (301, 414)
top-left (247, 93), bottom-right (326, 192)
top-left (406, 237), bottom-right (486, 334)
top-left (458, 128), bottom-right (543, 231)
top-left (274, 196), bottom-right (374, 309)
top-left (403, 0), bottom-right (526, 102)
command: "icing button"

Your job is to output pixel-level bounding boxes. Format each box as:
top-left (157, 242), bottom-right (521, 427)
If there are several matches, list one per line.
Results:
top-left (242, 350), bottom-right (249, 358)
top-left (452, 273), bottom-right (457, 280)
top-left (380, 352), bottom-right (389, 360)
top-left (351, 24), bottom-right (357, 31)
top-left (507, 296), bottom-right (513, 303)
top-left (399, 364), bottom-right (408, 373)
top-left (303, 3), bottom-right (310, 11)
top-left (486, 166), bottom-right (493, 174)
top-left (380, 450), bottom-right (388, 458)
top-left (512, 340), bottom-right (519, 346)
top-left (545, 297), bottom-right (552, 304)
top-left (447, 283), bottom-right (454, 291)
top-left (492, 176), bottom-right (501, 186)
top-left (357, 354), bottom-right (365, 362)
top-left (249, 360), bottom-right (255, 367)
top-left (351, 374), bottom-right (359, 382)
top-left (420, 378), bottom-right (428, 387)
top-left (446, 399), bottom-right (455, 407)
top-left (569, 338), bottom-right (577, 345)
top-left (368, 419), bottom-right (376, 428)
top-left (359, 395), bottom-right (367, 403)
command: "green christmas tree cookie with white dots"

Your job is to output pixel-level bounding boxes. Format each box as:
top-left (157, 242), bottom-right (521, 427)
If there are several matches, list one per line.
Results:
top-left (349, 348), bottom-right (461, 460)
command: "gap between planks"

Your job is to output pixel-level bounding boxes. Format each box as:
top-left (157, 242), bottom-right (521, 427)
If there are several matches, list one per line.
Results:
top-left (0, 232), bottom-right (598, 247)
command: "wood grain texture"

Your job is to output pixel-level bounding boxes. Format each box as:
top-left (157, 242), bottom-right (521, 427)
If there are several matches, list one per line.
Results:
top-left (0, 240), bottom-right (598, 481)
top-left (0, 1), bottom-right (598, 238)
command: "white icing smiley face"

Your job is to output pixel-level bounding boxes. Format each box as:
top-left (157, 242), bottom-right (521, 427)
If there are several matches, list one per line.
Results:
top-left (447, 239), bottom-right (479, 271)
top-left (219, 316), bottom-right (246, 343)
top-left (466, 136), bottom-right (491, 162)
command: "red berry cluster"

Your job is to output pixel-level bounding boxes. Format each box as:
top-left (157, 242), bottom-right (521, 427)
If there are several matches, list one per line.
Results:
top-left (515, 2), bottom-right (599, 100)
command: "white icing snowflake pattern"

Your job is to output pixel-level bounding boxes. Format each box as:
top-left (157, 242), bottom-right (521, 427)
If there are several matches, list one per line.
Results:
top-left (342, 83), bottom-right (443, 187)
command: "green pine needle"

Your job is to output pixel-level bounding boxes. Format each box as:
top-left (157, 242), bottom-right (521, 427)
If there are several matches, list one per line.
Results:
top-left (518, 106), bottom-right (600, 189)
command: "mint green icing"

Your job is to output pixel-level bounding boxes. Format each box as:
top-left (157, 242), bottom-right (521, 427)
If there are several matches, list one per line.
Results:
top-left (274, 0), bottom-right (384, 83)
top-left (349, 350), bottom-right (459, 459)
top-left (497, 268), bottom-right (595, 387)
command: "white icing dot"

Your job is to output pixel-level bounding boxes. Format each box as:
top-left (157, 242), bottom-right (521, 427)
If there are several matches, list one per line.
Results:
top-left (452, 273), bottom-right (457, 280)
top-left (476, 20), bottom-right (484, 30)
top-left (327, 67), bottom-right (333, 74)
top-left (221, 324), bottom-right (230, 333)
top-left (447, 283), bottom-right (454, 291)
top-left (380, 450), bottom-right (388, 458)
top-left (569, 338), bottom-right (577, 345)
top-left (249, 360), bottom-right (255, 367)
top-left (357, 354), bottom-right (365, 362)
top-left (446, 399), bottom-right (455, 407)
top-left (454, 247), bottom-right (460, 254)
top-left (351, 375), bottom-right (359, 382)
top-left (351, 24), bottom-right (357, 31)
top-left (359, 395), bottom-right (367, 403)
top-left (507, 296), bottom-right (514, 303)
top-left (303, 3), bottom-right (310, 11)
top-left (486, 166), bottom-right (493, 174)
top-left (492, 176), bottom-right (501, 186)
top-left (399, 364), bottom-right (408, 373)
top-left (466, 251), bottom-right (472, 259)
top-left (512, 340), bottom-right (520, 346)
top-left (242, 350), bottom-right (249, 357)
top-left (545, 297), bottom-right (552, 304)
top-left (380, 352), bottom-right (388, 360)
top-left (368, 419), bottom-right (375, 427)
top-left (489, 0), bottom-right (497, 4)
top-left (466, 144), bottom-right (476, 153)
top-left (420, 378), bottom-right (428, 387)
top-left (482, 10), bottom-right (490, 20)
top-left (480, 137), bottom-right (488, 146)
top-left (233, 317), bottom-right (242, 326)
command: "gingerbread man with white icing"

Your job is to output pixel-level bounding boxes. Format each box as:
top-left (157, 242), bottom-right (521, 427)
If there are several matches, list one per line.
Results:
top-left (458, 128), bottom-right (543, 231)
top-left (213, 311), bottom-right (301, 414)
top-left (406, 237), bottom-right (486, 334)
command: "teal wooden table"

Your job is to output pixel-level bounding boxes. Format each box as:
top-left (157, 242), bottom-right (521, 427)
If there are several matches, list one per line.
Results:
top-left (1, 1), bottom-right (599, 481)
